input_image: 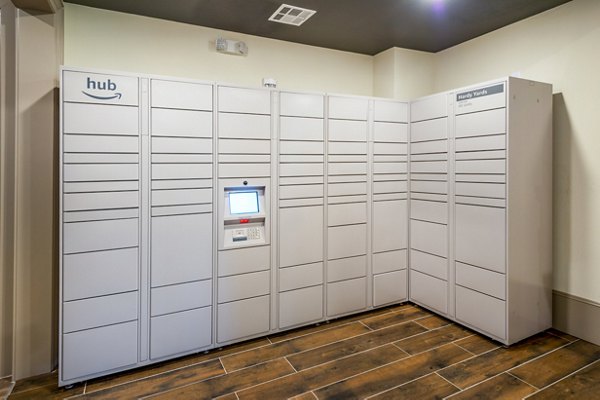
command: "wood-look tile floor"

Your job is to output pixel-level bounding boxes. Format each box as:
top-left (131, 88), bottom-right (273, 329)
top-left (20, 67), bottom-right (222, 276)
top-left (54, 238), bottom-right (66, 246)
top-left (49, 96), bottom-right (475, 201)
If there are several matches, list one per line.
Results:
top-left (7, 303), bottom-right (600, 400)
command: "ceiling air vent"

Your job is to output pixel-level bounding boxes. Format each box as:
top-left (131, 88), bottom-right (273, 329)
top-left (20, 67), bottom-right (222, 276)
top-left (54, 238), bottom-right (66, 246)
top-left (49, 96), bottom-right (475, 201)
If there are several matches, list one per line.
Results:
top-left (269, 4), bottom-right (316, 26)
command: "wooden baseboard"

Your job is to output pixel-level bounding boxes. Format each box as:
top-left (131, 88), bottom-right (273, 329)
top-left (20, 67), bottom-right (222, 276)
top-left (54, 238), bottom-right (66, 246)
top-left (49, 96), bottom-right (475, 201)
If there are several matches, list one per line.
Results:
top-left (553, 290), bottom-right (600, 346)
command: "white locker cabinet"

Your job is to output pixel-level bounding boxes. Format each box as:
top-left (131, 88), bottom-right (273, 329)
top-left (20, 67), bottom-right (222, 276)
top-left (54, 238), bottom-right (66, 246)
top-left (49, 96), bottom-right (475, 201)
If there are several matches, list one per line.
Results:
top-left (151, 79), bottom-right (213, 110)
top-left (150, 307), bottom-right (212, 359)
top-left (217, 296), bottom-right (270, 343)
top-left (279, 262), bottom-right (323, 292)
top-left (328, 255), bottom-right (367, 283)
top-left (152, 109), bottom-right (212, 137)
top-left (151, 280), bottom-right (212, 317)
top-left (279, 206), bottom-right (324, 267)
top-left (328, 277), bottom-right (368, 317)
top-left (373, 270), bottom-right (407, 307)
top-left (218, 246), bottom-right (270, 277)
top-left (279, 286), bottom-right (324, 328)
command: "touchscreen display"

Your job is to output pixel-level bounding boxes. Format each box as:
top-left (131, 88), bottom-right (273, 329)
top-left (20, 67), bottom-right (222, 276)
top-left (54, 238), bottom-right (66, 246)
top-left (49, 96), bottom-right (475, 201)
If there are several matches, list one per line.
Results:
top-left (229, 191), bottom-right (259, 214)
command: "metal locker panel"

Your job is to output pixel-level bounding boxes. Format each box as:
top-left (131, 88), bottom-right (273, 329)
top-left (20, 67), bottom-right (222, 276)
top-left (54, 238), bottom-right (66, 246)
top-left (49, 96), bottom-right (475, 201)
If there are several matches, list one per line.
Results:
top-left (64, 191), bottom-right (139, 212)
top-left (328, 174), bottom-right (367, 184)
top-left (411, 193), bottom-right (447, 203)
top-left (455, 174), bottom-right (506, 184)
top-left (327, 277), bottom-right (367, 316)
top-left (280, 117), bottom-right (324, 141)
top-left (280, 176), bottom-right (323, 185)
top-left (218, 246), bottom-right (270, 277)
top-left (455, 82), bottom-right (506, 115)
top-left (328, 202), bottom-right (366, 226)
top-left (328, 162), bottom-right (367, 176)
top-left (373, 270), bottom-right (407, 306)
top-left (151, 109), bottom-right (212, 137)
top-left (327, 255), bottom-right (366, 283)
top-left (151, 213), bottom-right (212, 286)
top-left (455, 108), bottom-right (506, 138)
top-left (63, 134), bottom-right (138, 154)
top-left (373, 181), bottom-right (407, 195)
top-left (408, 173), bottom-right (446, 182)
top-left (280, 92), bottom-right (324, 118)
top-left (280, 140), bottom-right (324, 155)
top-left (328, 194), bottom-right (367, 205)
top-left (64, 164), bottom-right (139, 182)
top-left (217, 295), bottom-right (270, 343)
top-left (279, 154), bottom-right (323, 164)
top-left (279, 206), bottom-right (324, 267)
top-left (63, 153), bottom-right (139, 164)
top-left (151, 204), bottom-right (212, 217)
top-left (410, 94), bottom-right (447, 122)
top-left (373, 142), bottom-right (407, 155)
top-left (219, 152), bottom-right (269, 162)
top-left (455, 134), bottom-right (506, 152)
top-left (410, 180), bottom-right (448, 195)
top-left (328, 96), bottom-right (368, 120)
top-left (62, 321), bottom-right (138, 382)
top-left (63, 70), bottom-right (139, 106)
top-left (373, 249), bottom-right (407, 274)
top-left (279, 184), bottom-right (324, 200)
top-left (150, 307), bottom-right (212, 359)
top-left (328, 182), bottom-right (367, 197)
top-left (219, 139), bottom-right (270, 154)
top-left (455, 204), bottom-right (506, 273)
top-left (63, 292), bottom-right (138, 333)
top-left (374, 173), bottom-right (407, 182)
top-left (63, 248), bottom-right (138, 301)
top-left (410, 161), bottom-right (447, 174)
top-left (152, 179), bottom-right (212, 190)
top-left (64, 103), bottom-right (139, 135)
top-left (151, 137), bottom-right (212, 154)
top-left (280, 198), bottom-right (324, 208)
top-left (218, 270), bottom-right (270, 303)
top-left (328, 141), bottom-right (367, 155)
top-left (456, 286), bottom-right (506, 340)
top-left (279, 285), bottom-right (324, 329)
top-left (373, 100), bottom-right (408, 123)
top-left (328, 120), bottom-right (368, 141)
top-left (151, 79), bottom-right (213, 110)
top-left (64, 209), bottom-right (139, 223)
top-left (455, 150), bottom-right (506, 161)
top-left (279, 262), bottom-right (323, 292)
top-left (64, 218), bottom-right (138, 254)
top-left (410, 249), bottom-right (448, 280)
top-left (151, 280), bottom-right (212, 316)
top-left (152, 163), bottom-right (212, 180)
top-left (410, 270), bottom-right (448, 314)
top-left (152, 188), bottom-right (212, 206)
top-left (218, 163), bottom-right (271, 178)
top-left (455, 196), bottom-right (505, 208)
top-left (218, 113), bottom-right (271, 139)
top-left (328, 154), bottom-right (368, 163)
top-left (152, 154), bottom-right (212, 164)
top-left (373, 200), bottom-right (407, 253)
top-left (456, 262), bottom-right (505, 301)
top-left (411, 153), bottom-right (448, 163)
top-left (455, 182), bottom-right (505, 199)
top-left (374, 155), bottom-right (407, 163)
top-left (328, 224), bottom-right (367, 260)
top-left (410, 220), bottom-right (447, 258)
top-left (218, 86), bottom-right (271, 114)
top-left (410, 118), bottom-right (447, 142)
top-left (373, 162), bottom-right (407, 174)
top-left (410, 140), bottom-right (448, 155)
top-left (410, 199), bottom-right (448, 224)
top-left (373, 122), bottom-right (408, 143)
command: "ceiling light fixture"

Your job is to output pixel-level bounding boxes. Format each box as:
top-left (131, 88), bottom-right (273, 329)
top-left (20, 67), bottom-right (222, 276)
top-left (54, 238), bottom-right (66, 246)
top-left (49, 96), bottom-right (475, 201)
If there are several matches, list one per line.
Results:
top-left (269, 4), bottom-right (316, 26)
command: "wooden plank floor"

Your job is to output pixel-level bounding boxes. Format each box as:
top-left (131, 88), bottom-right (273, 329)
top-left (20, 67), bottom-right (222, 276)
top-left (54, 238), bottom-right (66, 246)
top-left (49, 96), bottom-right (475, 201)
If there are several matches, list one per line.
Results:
top-left (6, 303), bottom-right (600, 400)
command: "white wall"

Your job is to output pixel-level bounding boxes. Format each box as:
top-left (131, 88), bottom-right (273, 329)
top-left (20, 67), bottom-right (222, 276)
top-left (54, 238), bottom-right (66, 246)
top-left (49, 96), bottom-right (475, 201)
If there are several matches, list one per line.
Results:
top-left (63, 3), bottom-right (374, 96)
top-left (373, 47), bottom-right (435, 100)
top-left (434, 0), bottom-right (600, 304)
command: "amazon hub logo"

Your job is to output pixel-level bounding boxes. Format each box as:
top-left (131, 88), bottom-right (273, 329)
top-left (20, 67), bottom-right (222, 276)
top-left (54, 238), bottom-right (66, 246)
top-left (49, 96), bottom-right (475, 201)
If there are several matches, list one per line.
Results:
top-left (82, 77), bottom-right (122, 100)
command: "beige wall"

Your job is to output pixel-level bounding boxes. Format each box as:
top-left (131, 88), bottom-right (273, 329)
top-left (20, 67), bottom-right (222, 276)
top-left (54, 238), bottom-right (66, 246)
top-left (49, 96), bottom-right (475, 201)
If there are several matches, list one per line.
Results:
top-left (373, 47), bottom-right (435, 100)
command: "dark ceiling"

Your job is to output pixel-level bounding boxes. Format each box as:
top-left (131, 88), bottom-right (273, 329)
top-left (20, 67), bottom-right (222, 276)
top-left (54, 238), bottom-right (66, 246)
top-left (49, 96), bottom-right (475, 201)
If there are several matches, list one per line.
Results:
top-left (64, 0), bottom-right (572, 55)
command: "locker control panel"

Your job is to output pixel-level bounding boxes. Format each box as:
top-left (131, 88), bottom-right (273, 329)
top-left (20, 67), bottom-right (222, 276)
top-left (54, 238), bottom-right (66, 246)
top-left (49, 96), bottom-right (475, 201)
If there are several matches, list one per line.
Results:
top-left (222, 186), bottom-right (267, 248)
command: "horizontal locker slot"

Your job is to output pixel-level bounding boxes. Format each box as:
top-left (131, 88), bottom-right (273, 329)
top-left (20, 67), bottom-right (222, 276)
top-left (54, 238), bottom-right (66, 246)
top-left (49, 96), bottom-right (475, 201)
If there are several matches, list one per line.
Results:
top-left (374, 163), bottom-right (407, 174)
top-left (328, 120), bottom-right (368, 142)
top-left (455, 83), bottom-right (506, 115)
top-left (152, 154), bottom-right (212, 164)
top-left (151, 79), bottom-right (212, 110)
top-left (152, 137), bottom-right (212, 154)
top-left (410, 180), bottom-right (448, 195)
top-left (218, 113), bottom-right (270, 139)
top-left (373, 181), bottom-right (407, 194)
top-left (455, 159), bottom-right (505, 174)
top-left (62, 321), bottom-right (137, 382)
top-left (374, 101), bottom-right (408, 123)
top-left (280, 92), bottom-right (324, 118)
top-left (64, 164), bottom-right (138, 182)
top-left (63, 247), bottom-right (138, 301)
top-left (373, 122), bottom-right (408, 142)
top-left (279, 163), bottom-right (323, 177)
top-left (455, 174), bottom-right (506, 183)
top-left (64, 218), bottom-right (138, 254)
top-left (410, 192), bottom-right (447, 202)
top-left (63, 291), bottom-right (137, 333)
top-left (279, 176), bottom-right (323, 185)
top-left (279, 184), bottom-right (323, 200)
top-left (328, 255), bottom-right (366, 283)
top-left (220, 154), bottom-right (270, 164)
top-left (328, 202), bottom-right (366, 226)
top-left (410, 154), bottom-right (447, 162)
top-left (410, 270), bottom-right (447, 314)
top-left (280, 206), bottom-right (323, 267)
top-left (455, 150), bottom-right (506, 161)
top-left (328, 162), bottom-right (366, 175)
top-left (456, 108), bottom-right (506, 138)
top-left (328, 182), bottom-right (367, 196)
top-left (373, 173), bottom-right (407, 182)
top-left (328, 195), bottom-right (367, 204)
top-left (455, 196), bottom-right (505, 208)
top-left (328, 141), bottom-right (367, 155)
top-left (64, 191), bottom-right (138, 212)
top-left (280, 116), bottom-right (324, 141)
top-left (374, 270), bottom-right (407, 307)
top-left (455, 182), bottom-right (505, 199)
top-left (219, 138), bottom-right (270, 154)
top-left (373, 193), bottom-right (407, 202)
top-left (151, 108), bottom-right (212, 137)
top-left (410, 94), bottom-right (448, 122)
top-left (410, 139), bottom-right (447, 155)
top-left (152, 179), bottom-right (212, 190)
top-left (279, 198), bottom-right (324, 208)
top-left (280, 140), bottom-right (324, 155)
top-left (151, 213), bottom-right (212, 286)
top-left (456, 286), bottom-right (506, 339)
top-left (218, 163), bottom-right (270, 178)
top-left (410, 161), bottom-right (447, 174)
top-left (218, 270), bottom-right (270, 303)
top-left (373, 142), bottom-right (407, 155)
top-left (64, 153), bottom-right (138, 164)
top-left (411, 117), bottom-right (447, 142)
top-left (373, 155), bottom-right (407, 163)
top-left (456, 261), bottom-right (505, 300)
top-left (219, 246), bottom-right (270, 277)
top-left (153, 163), bottom-right (212, 180)
top-left (455, 134), bottom-right (506, 152)
top-left (328, 96), bottom-right (368, 120)
top-left (63, 209), bottom-right (138, 223)
top-left (328, 174), bottom-right (366, 184)
top-left (152, 188), bottom-right (212, 206)
top-left (410, 219), bottom-right (447, 258)
top-left (279, 262), bottom-right (323, 292)
top-left (64, 103), bottom-right (139, 135)
top-left (63, 70), bottom-right (138, 105)
top-left (328, 154), bottom-right (367, 163)
top-left (373, 249), bottom-right (407, 275)
top-left (150, 307), bottom-right (212, 360)
top-left (410, 249), bottom-right (447, 280)
top-left (279, 155), bottom-right (322, 163)
top-left (151, 204), bottom-right (212, 217)
top-left (279, 286), bottom-right (323, 329)
top-left (327, 277), bottom-right (367, 317)
top-left (373, 200), bottom-right (408, 253)
top-left (411, 199), bottom-right (448, 224)
top-left (218, 86), bottom-right (271, 115)
top-left (217, 295), bottom-right (270, 343)
top-left (64, 134), bottom-right (138, 154)
top-left (328, 224), bottom-right (367, 260)
top-left (456, 204), bottom-right (506, 273)
top-left (409, 173), bottom-right (446, 182)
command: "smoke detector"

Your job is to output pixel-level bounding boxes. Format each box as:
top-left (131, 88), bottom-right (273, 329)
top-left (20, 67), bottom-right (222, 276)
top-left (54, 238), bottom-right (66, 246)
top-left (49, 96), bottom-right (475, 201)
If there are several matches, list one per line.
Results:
top-left (269, 4), bottom-right (316, 26)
